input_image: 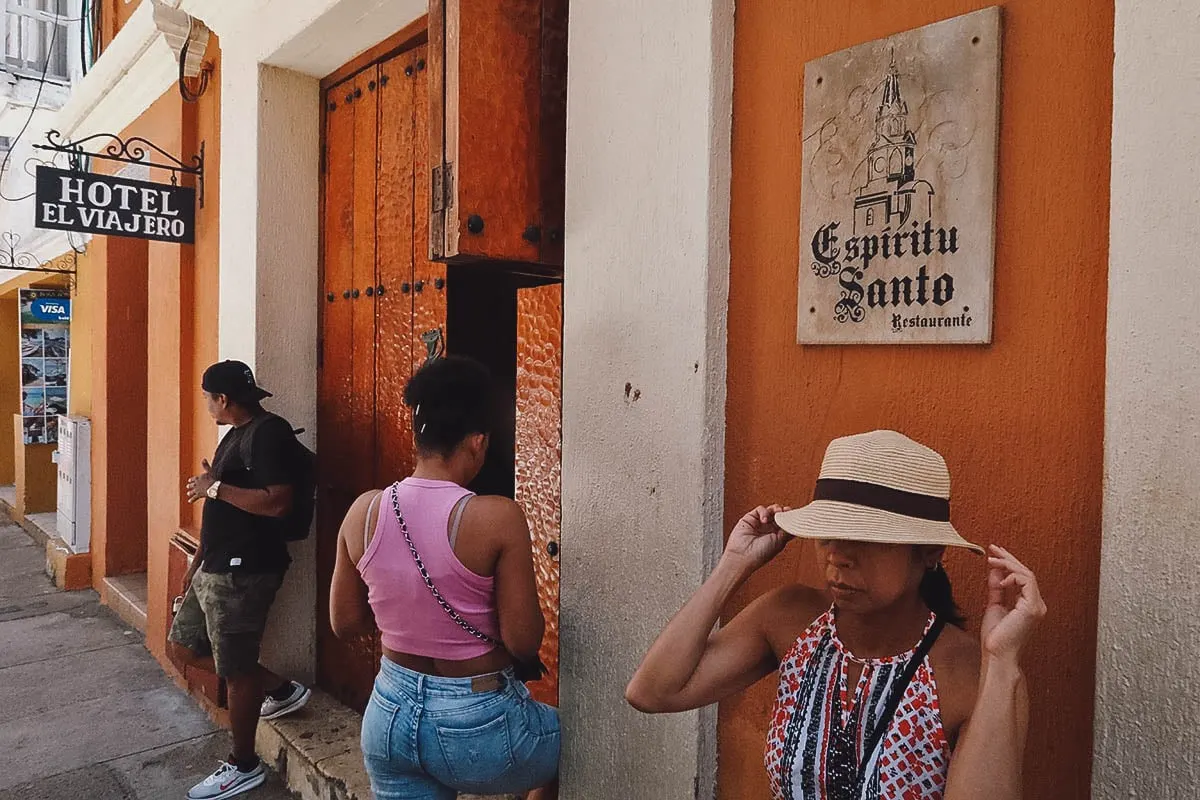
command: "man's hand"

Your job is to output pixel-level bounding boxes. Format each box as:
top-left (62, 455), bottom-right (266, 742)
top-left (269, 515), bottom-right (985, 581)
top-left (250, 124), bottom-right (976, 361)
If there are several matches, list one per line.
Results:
top-left (180, 559), bottom-right (199, 597)
top-left (186, 459), bottom-right (216, 504)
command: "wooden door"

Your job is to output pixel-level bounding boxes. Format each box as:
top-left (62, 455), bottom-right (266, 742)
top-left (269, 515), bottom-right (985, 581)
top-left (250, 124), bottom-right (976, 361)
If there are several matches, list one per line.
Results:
top-left (428, 0), bottom-right (568, 266)
top-left (318, 46), bottom-right (434, 711)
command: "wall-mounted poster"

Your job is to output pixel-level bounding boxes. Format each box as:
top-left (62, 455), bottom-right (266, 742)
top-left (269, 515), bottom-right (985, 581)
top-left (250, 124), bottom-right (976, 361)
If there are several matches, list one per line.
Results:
top-left (18, 289), bottom-right (71, 444)
top-left (797, 7), bottom-right (1001, 344)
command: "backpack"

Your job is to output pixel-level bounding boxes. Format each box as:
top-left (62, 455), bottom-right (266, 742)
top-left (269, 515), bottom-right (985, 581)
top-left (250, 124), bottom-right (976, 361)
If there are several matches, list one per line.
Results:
top-left (238, 413), bottom-right (317, 542)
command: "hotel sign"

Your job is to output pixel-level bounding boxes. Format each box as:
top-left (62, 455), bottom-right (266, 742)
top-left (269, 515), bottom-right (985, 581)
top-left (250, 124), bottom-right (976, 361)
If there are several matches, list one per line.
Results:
top-left (35, 166), bottom-right (196, 244)
top-left (797, 8), bottom-right (1001, 344)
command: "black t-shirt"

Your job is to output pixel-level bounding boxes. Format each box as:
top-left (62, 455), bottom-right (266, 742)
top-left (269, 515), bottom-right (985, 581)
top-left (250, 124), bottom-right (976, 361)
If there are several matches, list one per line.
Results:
top-left (199, 413), bottom-right (295, 574)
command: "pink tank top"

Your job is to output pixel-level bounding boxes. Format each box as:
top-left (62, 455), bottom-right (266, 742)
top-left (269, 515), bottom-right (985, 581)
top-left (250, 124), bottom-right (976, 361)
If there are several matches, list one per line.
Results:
top-left (357, 477), bottom-right (501, 660)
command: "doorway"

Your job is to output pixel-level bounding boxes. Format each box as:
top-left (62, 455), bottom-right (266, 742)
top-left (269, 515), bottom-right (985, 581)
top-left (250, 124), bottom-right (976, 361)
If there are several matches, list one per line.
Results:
top-left (317, 36), bottom-right (563, 710)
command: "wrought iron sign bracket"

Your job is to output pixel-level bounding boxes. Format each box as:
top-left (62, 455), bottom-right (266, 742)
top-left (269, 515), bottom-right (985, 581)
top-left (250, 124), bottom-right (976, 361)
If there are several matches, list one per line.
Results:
top-left (34, 131), bottom-right (206, 208)
top-left (1, 232), bottom-right (79, 291)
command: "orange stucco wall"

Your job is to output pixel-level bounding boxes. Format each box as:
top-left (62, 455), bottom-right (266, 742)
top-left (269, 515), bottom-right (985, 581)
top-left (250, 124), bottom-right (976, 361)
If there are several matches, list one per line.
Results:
top-left (68, 249), bottom-right (96, 418)
top-left (0, 296), bottom-right (17, 486)
top-left (101, 0), bottom-right (143, 49)
top-left (144, 41), bottom-right (221, 663)
top-left (88, 229), bottom-right (148, 580)
top-left (144, 88), bottom-right (187, 660)
top-left (721, 2), bottom-right (1112, 799)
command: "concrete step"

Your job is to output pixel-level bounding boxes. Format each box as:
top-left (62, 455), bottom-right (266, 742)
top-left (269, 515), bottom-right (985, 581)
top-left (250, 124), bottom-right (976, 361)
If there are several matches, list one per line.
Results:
top-left (256, 688), bottom-right (517, 800)
top-left (103, 573), bottom-right (148, 634)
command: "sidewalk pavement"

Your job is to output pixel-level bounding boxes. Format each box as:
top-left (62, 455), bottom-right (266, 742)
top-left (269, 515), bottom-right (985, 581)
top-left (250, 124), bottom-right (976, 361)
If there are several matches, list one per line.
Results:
top-left (0, 517), bottom-right (295, 800)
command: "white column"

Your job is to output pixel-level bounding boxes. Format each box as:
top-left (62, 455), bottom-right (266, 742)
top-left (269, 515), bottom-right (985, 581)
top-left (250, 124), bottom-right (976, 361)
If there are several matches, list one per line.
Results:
top-left (218, 45), bottom-right (321, 682)
top-left (559, 0), bottom-right (734, 797)
top-left (1095, 1), bottom-right (1200, 795)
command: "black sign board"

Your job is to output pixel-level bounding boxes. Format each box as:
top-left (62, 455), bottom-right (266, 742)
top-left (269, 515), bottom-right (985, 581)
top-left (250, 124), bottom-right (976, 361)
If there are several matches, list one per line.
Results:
top-left (35, 166), bottom-right (196, 244)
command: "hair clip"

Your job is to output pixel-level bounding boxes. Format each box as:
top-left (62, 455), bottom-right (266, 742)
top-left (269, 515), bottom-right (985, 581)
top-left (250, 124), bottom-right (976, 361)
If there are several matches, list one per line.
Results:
top-left (414, 404), bottom-right (421, 417)
top-left (420, 424), bottom-right (426, 434)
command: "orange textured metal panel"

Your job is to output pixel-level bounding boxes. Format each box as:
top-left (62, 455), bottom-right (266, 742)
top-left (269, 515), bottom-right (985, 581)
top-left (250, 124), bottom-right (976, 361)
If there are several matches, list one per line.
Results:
top-left (429, 0), bottom-right (567, 266)
top-left (515, 282), bottom-right (562, 705)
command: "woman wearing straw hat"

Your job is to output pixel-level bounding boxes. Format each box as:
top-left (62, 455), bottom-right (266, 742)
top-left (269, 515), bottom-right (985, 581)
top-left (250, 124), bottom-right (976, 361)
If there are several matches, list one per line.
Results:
top-left (627, 430), bottom-right (1045, 800)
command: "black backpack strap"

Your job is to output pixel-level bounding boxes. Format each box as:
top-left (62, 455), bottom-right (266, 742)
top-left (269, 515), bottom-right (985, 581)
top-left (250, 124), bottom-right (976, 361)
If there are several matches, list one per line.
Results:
top-left (232, 412), bottom-right (276, 474)
top-left (858, 616), bottom-right (946, 784)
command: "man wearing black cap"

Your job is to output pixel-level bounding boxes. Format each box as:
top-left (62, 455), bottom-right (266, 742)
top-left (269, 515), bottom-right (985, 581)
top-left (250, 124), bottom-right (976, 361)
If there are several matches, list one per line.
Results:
top-left (169, 360), bottom-right (310, 800)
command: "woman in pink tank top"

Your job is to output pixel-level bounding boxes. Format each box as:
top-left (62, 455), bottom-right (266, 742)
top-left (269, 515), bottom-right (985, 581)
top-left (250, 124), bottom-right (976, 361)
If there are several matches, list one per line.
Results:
top-left (329, 356), bottom-right (559, 800)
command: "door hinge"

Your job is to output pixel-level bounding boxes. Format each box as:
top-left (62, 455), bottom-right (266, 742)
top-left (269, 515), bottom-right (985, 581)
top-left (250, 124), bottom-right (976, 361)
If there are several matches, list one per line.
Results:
top-left (320, 148), bottom-right (327, 175)
top-left (432, 162), bottom-right (454, 213)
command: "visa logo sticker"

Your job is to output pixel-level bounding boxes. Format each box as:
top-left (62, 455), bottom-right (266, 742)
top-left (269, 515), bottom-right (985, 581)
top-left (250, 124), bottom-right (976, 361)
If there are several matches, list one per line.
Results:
top-left (31, 298), bottom-right (70, 322)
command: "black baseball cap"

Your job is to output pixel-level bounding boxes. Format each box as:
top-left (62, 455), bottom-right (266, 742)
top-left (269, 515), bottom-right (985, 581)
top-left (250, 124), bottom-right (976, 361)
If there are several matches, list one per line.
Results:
top-left (202, 360), bottom-right (273, 404)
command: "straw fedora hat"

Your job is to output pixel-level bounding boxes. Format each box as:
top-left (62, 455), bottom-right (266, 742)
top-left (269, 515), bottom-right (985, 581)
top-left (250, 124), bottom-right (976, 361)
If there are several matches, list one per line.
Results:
top-left (773, 430), bottom-right (984, 555)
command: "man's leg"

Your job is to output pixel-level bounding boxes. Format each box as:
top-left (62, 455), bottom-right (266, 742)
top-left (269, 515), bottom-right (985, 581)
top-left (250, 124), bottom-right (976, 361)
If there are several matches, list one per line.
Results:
top-left (225, 667), bottom-right (265, 766)
top-left (258, 664), bottom-right (290, 698)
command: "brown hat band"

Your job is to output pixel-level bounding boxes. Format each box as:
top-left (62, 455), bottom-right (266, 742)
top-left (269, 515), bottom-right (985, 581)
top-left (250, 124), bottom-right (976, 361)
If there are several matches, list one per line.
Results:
top-left (813, 478), bottom-right (951, 523)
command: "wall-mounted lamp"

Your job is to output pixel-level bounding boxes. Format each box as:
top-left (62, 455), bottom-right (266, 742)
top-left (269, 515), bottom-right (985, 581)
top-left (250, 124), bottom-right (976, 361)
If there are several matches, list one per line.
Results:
top-left (151, 1), bottom-right (213, 103)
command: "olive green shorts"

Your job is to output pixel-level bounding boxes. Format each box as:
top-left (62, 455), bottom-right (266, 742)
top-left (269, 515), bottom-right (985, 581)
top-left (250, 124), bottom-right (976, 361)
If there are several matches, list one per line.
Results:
top-left (168, 570), bottom-right (283, 678)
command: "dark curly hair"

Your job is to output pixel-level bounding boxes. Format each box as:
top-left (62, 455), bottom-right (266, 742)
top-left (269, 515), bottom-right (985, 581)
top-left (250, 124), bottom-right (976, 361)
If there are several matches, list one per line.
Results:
top-left (403, 356), bottom-right (495, 458)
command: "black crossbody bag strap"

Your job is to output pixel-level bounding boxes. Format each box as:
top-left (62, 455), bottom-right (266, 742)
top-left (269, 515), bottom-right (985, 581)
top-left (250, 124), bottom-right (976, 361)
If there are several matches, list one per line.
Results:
top-left (388, 484), bottom-right (502, 646)
top-left (388, 483), bottom-right (548, 683)
top-left (857, 616), bottom-right (947, 785)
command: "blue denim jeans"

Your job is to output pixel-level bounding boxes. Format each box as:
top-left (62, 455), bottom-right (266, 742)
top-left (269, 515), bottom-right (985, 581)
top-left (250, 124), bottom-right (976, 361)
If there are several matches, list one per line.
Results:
top-left (361, 658), bottom-right (560, 799)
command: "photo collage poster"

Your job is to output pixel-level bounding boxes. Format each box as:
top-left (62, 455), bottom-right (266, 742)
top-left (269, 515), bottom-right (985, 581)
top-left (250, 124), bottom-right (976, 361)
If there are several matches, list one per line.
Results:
top-left (19, 290), bottom-right (71, 445)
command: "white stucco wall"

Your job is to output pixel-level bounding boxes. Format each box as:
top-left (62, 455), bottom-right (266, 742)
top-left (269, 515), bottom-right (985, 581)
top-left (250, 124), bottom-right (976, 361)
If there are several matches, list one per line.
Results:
top-left (213, 1), bottom-right (421, 683)
top-left (560, 0), bottom-right (733, 797)
top-left (217, 48), bottom-right (322, 681)
top-left (1094, 0), bottom-right (1200, 794)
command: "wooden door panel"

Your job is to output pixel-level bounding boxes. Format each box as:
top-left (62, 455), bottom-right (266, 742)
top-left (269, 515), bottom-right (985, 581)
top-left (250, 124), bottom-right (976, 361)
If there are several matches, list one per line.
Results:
top-left (515, 282), bottom-right (562, 705)
top-left (412, 52), bottom-right (449, 371)
top-left (375, 51), bottom-right (418, 487)
top-left (428, 0), bottom-right (567, 266)
top-left (317, 76), bottom-right (361, 700)
top-left (331, 65), bottom-right (385, 712)
top-left (350, 64), bottom-right (381, 492)
top-left (318, 69), bottom-right (390, 711)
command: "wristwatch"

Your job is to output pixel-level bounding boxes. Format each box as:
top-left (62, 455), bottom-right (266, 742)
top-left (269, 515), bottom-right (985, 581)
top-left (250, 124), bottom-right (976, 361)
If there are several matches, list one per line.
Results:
top-left (206, 480), bottom-right (222, 500)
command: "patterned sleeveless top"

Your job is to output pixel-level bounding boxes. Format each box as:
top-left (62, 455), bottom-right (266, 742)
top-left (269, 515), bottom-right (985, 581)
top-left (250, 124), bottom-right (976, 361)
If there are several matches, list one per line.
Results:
top-left (765, 607), bottom-right (949, 800)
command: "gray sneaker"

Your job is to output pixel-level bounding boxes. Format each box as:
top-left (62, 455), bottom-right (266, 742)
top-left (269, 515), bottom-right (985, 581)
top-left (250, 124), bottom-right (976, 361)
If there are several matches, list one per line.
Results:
top-left (186, 761), bottom-right (266, 800)
top-left (260, 681), bottom-right (312, 720)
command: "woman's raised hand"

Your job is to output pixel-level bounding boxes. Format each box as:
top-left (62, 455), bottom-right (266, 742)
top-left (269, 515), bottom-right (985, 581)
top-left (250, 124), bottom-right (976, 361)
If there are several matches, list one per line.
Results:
top-left (722, 505), bottom-right (792, 573)
top-left (981, 545), bottom-right (1047, 664)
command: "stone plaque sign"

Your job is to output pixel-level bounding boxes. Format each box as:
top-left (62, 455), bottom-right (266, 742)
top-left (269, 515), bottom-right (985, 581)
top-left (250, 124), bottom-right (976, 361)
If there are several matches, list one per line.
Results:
top-left (797, 8), bottom-right (1001, 344)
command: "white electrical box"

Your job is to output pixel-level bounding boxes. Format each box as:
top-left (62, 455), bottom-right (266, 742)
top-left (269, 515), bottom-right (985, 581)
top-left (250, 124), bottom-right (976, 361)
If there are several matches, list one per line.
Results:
top-left (55, 415), bottom-right (92, 554)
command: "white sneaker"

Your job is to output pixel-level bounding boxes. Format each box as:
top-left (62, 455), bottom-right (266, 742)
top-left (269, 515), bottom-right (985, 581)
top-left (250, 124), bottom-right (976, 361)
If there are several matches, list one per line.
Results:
top-left (186, 761), bottom-right (266, 800)
top-left (260, 681), bottom-right (312, 720)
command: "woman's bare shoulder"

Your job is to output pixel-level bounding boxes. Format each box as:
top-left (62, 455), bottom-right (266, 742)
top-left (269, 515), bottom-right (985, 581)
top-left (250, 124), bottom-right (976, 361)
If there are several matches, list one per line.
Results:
top-left (460, 494), bottom-right (530, 546)
top-left (930, 622), bottom-right (982, 743)
top-left (748, 583), bottom-right (829, 660)
top-left (932, 623), bottom-right (981, 676)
